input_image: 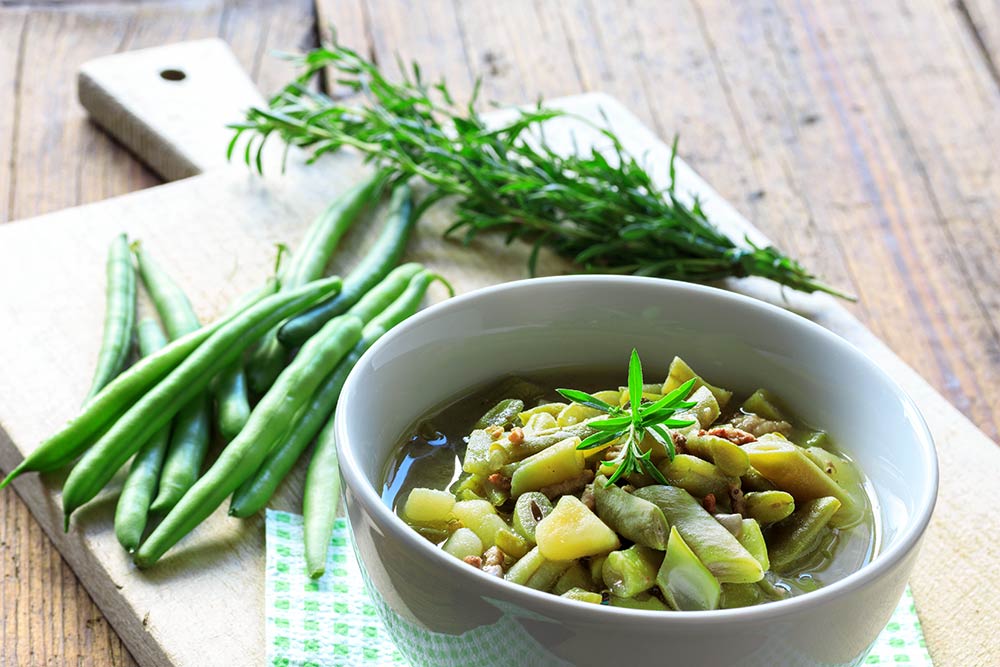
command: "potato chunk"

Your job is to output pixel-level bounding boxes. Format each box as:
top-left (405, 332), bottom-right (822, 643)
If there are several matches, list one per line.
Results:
top-left (535, 495), bottom-right (620, 560)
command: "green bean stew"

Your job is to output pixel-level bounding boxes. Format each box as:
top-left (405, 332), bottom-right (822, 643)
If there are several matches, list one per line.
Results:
top-left (382, 358), bottom-right (877, 611)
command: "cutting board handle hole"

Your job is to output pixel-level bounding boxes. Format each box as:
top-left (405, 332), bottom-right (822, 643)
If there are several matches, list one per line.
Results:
top-left (159, 68), bottom-right (186, 82)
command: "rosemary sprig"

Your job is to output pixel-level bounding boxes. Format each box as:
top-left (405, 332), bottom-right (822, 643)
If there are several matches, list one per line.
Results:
top-left (557, 350), bottom-right (697, 487)
top-left (229, 42), bottom-right (852, 299)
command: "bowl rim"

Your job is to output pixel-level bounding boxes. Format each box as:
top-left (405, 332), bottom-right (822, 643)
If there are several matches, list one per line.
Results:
top-left (335, 275), bottom-right (939, 624)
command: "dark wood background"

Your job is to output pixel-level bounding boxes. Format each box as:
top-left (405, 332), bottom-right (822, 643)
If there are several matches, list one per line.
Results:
top-left (2, 0), bottom-right (999, 663)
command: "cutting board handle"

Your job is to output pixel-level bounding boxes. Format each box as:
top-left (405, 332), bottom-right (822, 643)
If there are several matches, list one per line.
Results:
top-left (78, 39), bottom-right (265, 182)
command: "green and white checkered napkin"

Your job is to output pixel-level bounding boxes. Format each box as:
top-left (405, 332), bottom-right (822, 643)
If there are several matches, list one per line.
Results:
top-left (265, 510), bottom-right (932, 667)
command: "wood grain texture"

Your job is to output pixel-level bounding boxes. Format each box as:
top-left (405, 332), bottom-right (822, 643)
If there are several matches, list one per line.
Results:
top-left (3, 0), bottom-right (1000, 665)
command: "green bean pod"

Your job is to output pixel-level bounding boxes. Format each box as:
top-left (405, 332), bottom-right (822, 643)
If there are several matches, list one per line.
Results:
top-left (474, 399), bottom-right (526, 430)
top-left (246, 174), bottom-right (382, 393)
top-left (229, 265), bottom-right (433, 519)
top-left (85, 233), bottom-right (137, 402)
top-left (301, 269), bottom-right (453, 576)
top-left (213, 281), bottom-right (278, 441)
top-left (134, 245), bottom-right (214, 515)
top-left (278, 184), bottom-right (417, 347)
top-left (114, 318), bottom-right (171, 553)
top-left (60, 277), bottom-right (343, 525)
top-left (134, 315), bottom-right (363, 567)
top-left (149, 394), bottom-right (211, 513)
top-left (744, 490), bottom-right (795, 525)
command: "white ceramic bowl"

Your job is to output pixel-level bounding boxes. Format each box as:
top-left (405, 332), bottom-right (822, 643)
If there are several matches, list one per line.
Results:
top-left (335, 276), bottom-right (937, 667)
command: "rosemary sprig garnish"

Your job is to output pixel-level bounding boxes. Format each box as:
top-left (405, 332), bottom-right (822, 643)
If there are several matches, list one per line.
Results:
top-left (229, 41), bottom-right (852, 299)
top-left (557, 350), bottom-right (697, 487)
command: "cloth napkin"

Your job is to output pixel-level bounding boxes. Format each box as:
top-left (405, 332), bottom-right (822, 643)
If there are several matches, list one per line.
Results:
top-left (265, 510), bottom-right (932, 667)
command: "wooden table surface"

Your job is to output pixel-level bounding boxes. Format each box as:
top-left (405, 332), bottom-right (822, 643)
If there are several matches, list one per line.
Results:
top-left (2, 0), bottom-right (999, 664)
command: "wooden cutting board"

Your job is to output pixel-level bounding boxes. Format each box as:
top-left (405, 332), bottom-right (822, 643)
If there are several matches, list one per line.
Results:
top-left (0, 39), bottom-right (995, 667)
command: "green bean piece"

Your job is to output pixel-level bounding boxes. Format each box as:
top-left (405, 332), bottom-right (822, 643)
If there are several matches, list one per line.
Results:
top-left (504, 547), bottom-right (547, 586)
top-left (804, 446), bottom-right (863, 492)
top-left (61, 277), bottom-right (343, 525)
top-left (463, 429), bottom-right (508, 476)
top-left (504, 422), bottom-right (595, 462)
top-left (212, 281), bottom-right (279, 441)
top-left (495, 527), bottom-right (529, 559)
top-left (741, 388), bottom-right (786, 421)
top-left (658, 454), bottom-right (734, 499)
top-left (512, 492), bottom-right (553, 544)
top-left (85, 233), bottom-right (137, 402)
top-left (766, 496), bottom-right (842, 573)
top-left (684, 386), bottom-right (721, 428)
top-left (134, 245), bottom-right (214, 512)
top-left (719, 583), bottom-right (765, 609)
top-left (525, 558), bottom-right (573, 592)
top-left (235, 268), bottom-right (446, 521)
top-left (149, 393), bottom-right (211, 513)
top-left (278, 184), bottom-right (417, 347)
top-left (683, 432), bottom-right (750, 477)
top-left (553, 562), bottom-right (594, 595)
top-left (633, 485), bottom-right (763, 584)
top-left (246, 174), bottom-right (383, 393)
top-left (113, 318), bottom-right (171, 553)
top-left (560, 588), bottom-right (602, 604)
top-left (661, 356), bottom-right (732, 409)
top-left (133, 314), bottom-right (362, 567)
top-left (589, 554), bottom-right (607, 587)
top-left (737, 519), bottom-right (770, 571)
top-left (743, 436), bottom-right (860, 527)
top-left (602, 545), bottom-right (663, 598)
top-left (657, 526), bottom-right (721, 611)
top-left (801, 431), bottom-right (831, 449)
top-left (744, 490), bottom-right (795, 525)
top-left (509, 437), bottom-right (585, 497)
top-left (741, 466), bottom-right (777, 492)
top-left (593, 475), bottom-right (670, 550)
top-left (608, 593), bottom-right (670, 611)
top-left (474, 399), bottom-right (526, 430)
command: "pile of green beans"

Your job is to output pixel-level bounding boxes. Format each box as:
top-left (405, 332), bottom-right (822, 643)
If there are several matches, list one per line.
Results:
top-left (0, 180), bottom-right (451, 572)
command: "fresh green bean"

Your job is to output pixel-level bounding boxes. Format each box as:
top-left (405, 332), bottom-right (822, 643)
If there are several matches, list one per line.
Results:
top-left (149, 394), bottom-right (211, 513)
top-left (231, 266), bottom-right (438, 519)
top-left (114, 318), bottom-right (171, 553)
top-left (278, 185), bottom-right (416, 347)
top-left (134, 315), bottom-right (363, 567)
top-left (738, 519), bottom-right (770, 571)
top-left (61, 277), bottom-right (343, 525)
top-left (247, 177), bottom-right (381, 393)
top-left (684, 431), bottom-right (750, 477)
top-left (134, 246), bottom-right (213, 514)
top-left (301, 269), bottom-right (452, 575)
top-left (214, 281), bottom-right (278, 441)
top-left (133, 245), bottom-right (200, 338)
top-left (593, 474), bottom-right (670, 550)
top-left (603, 545), bottom-right (662, 598)
top-left (85, 233), bottom-right (137, 402)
